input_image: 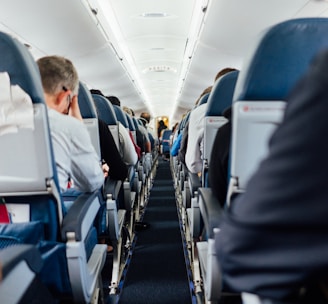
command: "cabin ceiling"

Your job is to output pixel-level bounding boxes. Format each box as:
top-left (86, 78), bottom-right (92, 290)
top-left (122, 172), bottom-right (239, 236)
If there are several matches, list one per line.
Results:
top-left (0, 0), bottom-right (328, 124)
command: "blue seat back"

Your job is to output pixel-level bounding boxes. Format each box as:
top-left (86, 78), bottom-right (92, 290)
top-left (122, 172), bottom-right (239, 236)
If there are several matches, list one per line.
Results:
top-left (229, 17), bottom-right (328, 198)
top-left (92, 94), bottom-right (117, 125)
top-left (0, 31), bottom-right (62, 242)
top-left (206, 71), bottom-right (239, 116)
top-left (161, 129), bottom-right (172, 154)
top-left (203, 71), bottom-right (239, 163)
top-left (113, 105), bottom-right (129, 128)
top-left (198, 93), bottom-right (210, 106)
top-left (78, 82), bottom-right (101, 158)
top-left (126, 113), bottom-right (136, 131)
top-left (92, 93), bottom-right (120, 150)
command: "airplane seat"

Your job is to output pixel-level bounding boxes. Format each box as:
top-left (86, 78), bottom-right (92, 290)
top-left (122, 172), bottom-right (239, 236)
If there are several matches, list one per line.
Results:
top-left (203, 70), bottom-right (239, 186)
top-left (0, 244), bottom-right (55, 303)
top-left (197, 92), bottom-right (210, 106)
top-left (112, 105), bottom-right (137, 189)
top-left (110, 105), bottom-right (137, 227)
top-left (125, 112), bottom-right (137, 144)
top-left (77, 82), bottom-right (125, 238)
top-left (0, 31), bottom-right (107, 302)
top-left (113, 104), bottom-right (129, 128)
top-left (132, 117), bottom-right (146, 184)
top-left (228, 17), bottom-right (328, 204)
top-left (78, 82), bottom-right (101, 158)
top-left (217, 17), bottom-right (328, 303)
top-left (92, 93), bottom-right (120, 151)
top-left (190, 70), bottom-right (239, 302)
top-left (160, 129), bottom-right (172, 157)
top-left (182, 92), bottom-right (211, 231)
top-left (124, 112), bottom-right (145, 219)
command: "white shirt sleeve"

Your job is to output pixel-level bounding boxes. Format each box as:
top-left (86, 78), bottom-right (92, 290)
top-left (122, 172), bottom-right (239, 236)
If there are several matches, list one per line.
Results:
top-left (185, 104), bottom-right (206, 174)
top-left (69, 121), bottom-right (104, 192)
top-left (48, 109), bottom-right (104, 193)
top-left (118, 122), bottom-right (138, 166)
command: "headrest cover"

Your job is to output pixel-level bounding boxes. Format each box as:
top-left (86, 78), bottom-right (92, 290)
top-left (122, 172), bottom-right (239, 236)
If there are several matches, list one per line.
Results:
top-left (234, 18), bottom-right (328, 101)
top-left (78, 82), bottom-right (98, 119)
top-left (92, 94), bottom-right (117, 125)
top-left (206, 70), bottom-right (239, 116)
top-left (0, 32), bottom-right (44, 104)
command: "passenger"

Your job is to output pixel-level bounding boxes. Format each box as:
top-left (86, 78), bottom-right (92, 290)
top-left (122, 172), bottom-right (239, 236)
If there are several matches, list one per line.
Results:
top-left (157, 120), bottom-right (167, 139)
top-left (94, 92), bottom-right (138, 167)
top-left (185, 68), bottom-right (237, 175)
top-left (124, 107), bottom-right (148, 154)
top-left (37, 56), bottom-right (106, 193)
top-left (139, 112), bottom-right (155, 152)
top-left (179, 86), bottom-right (212, 168)
top-left (170, 122), bottom-right (182, 157)
top-left (217, 50), bottom-right (328, 302)
top-left (208, 106), bottom-right (232, 207)
top-left (138, 113), bottom-right (153, 173)
top-left (106, 95), bottom-right (121, 107)
top-left (177, 119), bottom-right (190, 166)
top-left (98, 119), bottom-right (128, 181)
top-left (122, 106), bottom-right (141, 159)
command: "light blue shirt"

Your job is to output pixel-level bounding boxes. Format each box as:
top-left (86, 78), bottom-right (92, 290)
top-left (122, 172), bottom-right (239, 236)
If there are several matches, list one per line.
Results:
top-left (47, 109), bottom-right (104, 193)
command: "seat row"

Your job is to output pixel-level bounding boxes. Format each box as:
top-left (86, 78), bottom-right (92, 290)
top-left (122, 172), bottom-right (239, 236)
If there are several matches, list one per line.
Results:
top-left (171, 17), bottom-right (328, 304)
top-left (0, 30), bottom-right (157, 303)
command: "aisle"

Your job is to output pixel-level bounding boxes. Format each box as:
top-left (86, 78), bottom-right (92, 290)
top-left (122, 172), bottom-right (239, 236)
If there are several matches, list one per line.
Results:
top-left (117, 159), bottom-right (193, 304)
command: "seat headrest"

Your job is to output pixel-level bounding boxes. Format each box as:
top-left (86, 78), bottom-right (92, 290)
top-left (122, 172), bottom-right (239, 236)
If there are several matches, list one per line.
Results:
top-left (132, 117), bottom-right (139, 130)
top-left (92, 94), bottom-right (117, 125)
top-left (0, 32), bottom-right (44, 104)
top-left (78, 82), bottom-right (98, 119)
top-left (113, 105), bottom-right (128, 128)
top-left (206, 70), bottom-right (239, 116)
top-left (234, 18), bottom-right (328, 101)
top-left (126, 114), bottom-right (136, 131)
top-left (198, 93), bottom-right (210, 106)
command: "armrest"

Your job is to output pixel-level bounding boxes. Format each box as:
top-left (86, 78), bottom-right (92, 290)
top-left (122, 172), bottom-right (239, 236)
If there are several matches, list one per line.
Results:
top-left (127, 165), bottom-right (135, 182)
top-left (103, 178), bottom-right (122, 200)
top-left (198, 187), bottom-right (223, 238)
top-left (0, 244), bottom-right (43, 277)
top-left (61, 191), bottom-right (101, 242)
top-left (188, 172), bottom-right (201, 194)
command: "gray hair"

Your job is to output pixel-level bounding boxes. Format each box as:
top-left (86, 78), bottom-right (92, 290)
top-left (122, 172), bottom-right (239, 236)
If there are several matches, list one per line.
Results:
top-left (37, 55), bottom-right (79, 95)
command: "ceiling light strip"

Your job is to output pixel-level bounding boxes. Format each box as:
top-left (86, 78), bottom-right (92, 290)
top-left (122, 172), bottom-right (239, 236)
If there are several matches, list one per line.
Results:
top-left (83, 0), bottom-right (155, 115)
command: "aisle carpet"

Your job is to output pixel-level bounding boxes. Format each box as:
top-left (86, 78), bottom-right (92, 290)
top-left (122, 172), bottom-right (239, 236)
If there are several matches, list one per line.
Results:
top-left (118, 159), bottom-right (192, 304)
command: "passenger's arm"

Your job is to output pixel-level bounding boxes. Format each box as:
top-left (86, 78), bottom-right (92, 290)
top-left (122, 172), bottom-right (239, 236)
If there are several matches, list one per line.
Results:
top-left (119, 123), bottom-right (138, 166)
top-left (68, 95), bottom-right (83, 121)
top-left (70, 121), bottom-right (104, 192)
top-left (98, 119), bottom-right (128, 181)
top-left (185, 111), bottom-right (203, 174)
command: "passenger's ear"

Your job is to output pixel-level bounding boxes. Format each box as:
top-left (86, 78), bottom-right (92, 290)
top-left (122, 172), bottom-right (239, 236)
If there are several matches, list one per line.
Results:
top-left (56, 90), bottom-right (69, 105)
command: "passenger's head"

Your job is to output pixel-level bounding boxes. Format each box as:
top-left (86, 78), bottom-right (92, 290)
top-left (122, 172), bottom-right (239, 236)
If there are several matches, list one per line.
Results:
top-left (37, 55), bottom-right (79, 96)
top-left (140, 112), bottom-right (151, 123)
top-left (37, 55), bottom-right (79, 114)
top-left (107, 96), bottom-right (121, 107)
top-left (90, 89), bottom-right (104, 96)
top-left (214, 67), bottom-right (237, 82)
top-left (123, 106), bottom-right (133, 116)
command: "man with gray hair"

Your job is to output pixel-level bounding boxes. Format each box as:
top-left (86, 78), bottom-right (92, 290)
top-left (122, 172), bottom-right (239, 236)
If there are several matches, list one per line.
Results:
top-left (37, 55), bottom-right (106, 193)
